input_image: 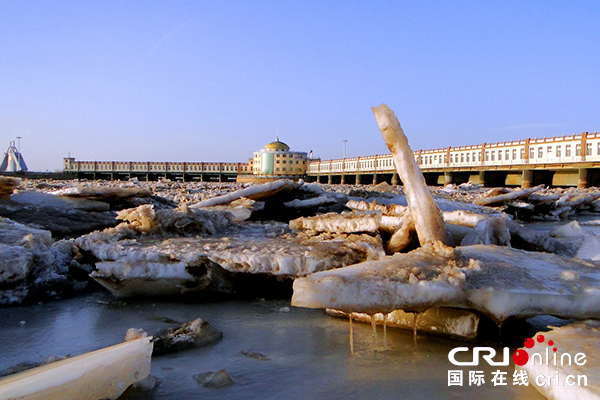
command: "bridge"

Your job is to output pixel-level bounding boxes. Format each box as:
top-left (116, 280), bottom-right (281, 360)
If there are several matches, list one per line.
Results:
top-left (57, 132), bottom-right (600, 188)
top-left (61, 158), bottom-right (250, 182)
top-left (306, 132), bottom-right (600, 188)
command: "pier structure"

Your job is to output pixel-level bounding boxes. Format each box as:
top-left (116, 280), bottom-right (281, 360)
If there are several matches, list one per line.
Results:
top-left (62, 158), bottom-right (248, 182)
top-left (59, 132), bottom-right (600, 187)
top-left (307, 132), bottom-right (600, 188)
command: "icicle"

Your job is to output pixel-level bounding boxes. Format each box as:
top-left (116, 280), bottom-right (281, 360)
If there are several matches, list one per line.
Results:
top-left (413, 313), bottom-right (420, 350)
top-left (383, 313), bottom-right (388, 351)
top-left (349, 314), bottom-right (354, 354)
top-left (371, 315), bottom-right (378, 351)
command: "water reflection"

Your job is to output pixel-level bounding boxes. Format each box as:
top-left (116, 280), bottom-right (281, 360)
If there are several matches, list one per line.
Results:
top-left (0, 292), bottom-right (547, 399)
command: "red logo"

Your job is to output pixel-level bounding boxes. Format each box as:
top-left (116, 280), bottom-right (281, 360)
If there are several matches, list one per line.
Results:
top-left (512, 334), bottom-right (557, 366)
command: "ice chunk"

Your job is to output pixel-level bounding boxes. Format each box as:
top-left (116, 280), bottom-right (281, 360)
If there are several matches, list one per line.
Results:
top-left (556, 193), bottom-right (600, 209)
top-left (199, 197), bottom-right (259, 222)
top-left (549, 220), bottom-right (586, 238)
top-left (474, 185), bottom-right (544, 207)
top-left (0, 218), bottom-right (73, 305)
top-left (191, 179), bottom-right (301, 208)
top-left (116, 204), bottom-right (234, 235)
top-left (0, 198), bottom-right (118, 239)
top-left (460, 217), bottom-right (510, 246)
top-left (346, 199), bottom-right (406, 216)
top-left (0, 217), bottom-right (52, 247)
top-left (90, 261), bottom-right (204, 297)
top-left (10, 191), bottom-right (110, 212)
top-left (0, 336), bottom-right (153, 400)
top-left (372, 104), bottom-right (452, 246)
top-left (78, 229), bottom-right (385, 297)
top-left (284, 195), bottom-right (338, 209)
top-left (442, 210), bottom-right (492, 228)
top-left (195, 234), bottom-right (385, 276)
top-left (378, 215), bottom-right (405, 234)
top-left (289, 211), bottom-right (382, 234)
top-left (0, 244), bottom-right (32, 286)
top-left (507, 220), bottom-right (579, 257)
top-left (575, 235), bottom-right (600, 261)
top-left (50, 186), bottom-right (151, 201)
top-left (327, 307), bottom-right (480, 340)
top-left (292, 243), bottom-right (600, 323)
top-left (385, 212), bottom-right (416, 254)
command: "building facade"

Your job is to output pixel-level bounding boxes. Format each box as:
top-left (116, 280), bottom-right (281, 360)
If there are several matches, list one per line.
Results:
top-left (248, 139), bottom-right (308, 180)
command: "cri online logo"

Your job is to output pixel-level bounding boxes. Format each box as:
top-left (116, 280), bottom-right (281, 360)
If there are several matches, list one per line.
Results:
top-left (449, 334), bottom-right (587, 367)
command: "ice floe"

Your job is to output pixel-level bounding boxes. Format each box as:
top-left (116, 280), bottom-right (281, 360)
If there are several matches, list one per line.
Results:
top-left (292, 242), bottom-right (600, 324)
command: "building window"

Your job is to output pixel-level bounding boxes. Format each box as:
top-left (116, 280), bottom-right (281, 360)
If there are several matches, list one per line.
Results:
top-left (538, 147), bottom-right (543, 158)
top-left (461, 154), bottom-right (464, 162)
top-left (547, 146), bottom-right (552, 156)
top-left (556, 146), bottom-right (561, 157)
top-left (491, 152), bottom-right (495, 161)
top-left (576, 144), bottom-right (581, 156)
top-left (498, 151), bottom-right (502, 161)
top-left (466, 153), bottom-right (470, 162)
top-left (505, 150), bottom-right (509, 160)
top-left (566, 145), bottom-right (571, 156)
top-left (597, 143), bottom-right (600, 155)
top-left (485, 151), bottom-right (489, 161)
top-left (512, 149), bottom-right (517, 160)
top-left (586, 143), bottom-right (592, 156)
top-left (530, 148), bottom-right (535, 158)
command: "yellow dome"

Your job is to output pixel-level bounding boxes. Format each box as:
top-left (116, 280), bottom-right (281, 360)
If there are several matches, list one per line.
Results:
top-left (264, 140), bottom-right (290, 151)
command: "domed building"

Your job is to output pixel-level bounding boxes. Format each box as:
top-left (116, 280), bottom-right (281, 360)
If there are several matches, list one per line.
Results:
top-left (238, 138), bottom-right (308, 182)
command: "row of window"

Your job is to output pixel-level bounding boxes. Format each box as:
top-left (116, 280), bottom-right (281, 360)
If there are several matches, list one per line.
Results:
top-left (275, 167), bottom-right (304, 172)
top-left (419, 142), bottom-right (600, 165)
top-left (275, 160), bottom-right (306, 164)
top-left (75, 164), bottom-right (240, 172)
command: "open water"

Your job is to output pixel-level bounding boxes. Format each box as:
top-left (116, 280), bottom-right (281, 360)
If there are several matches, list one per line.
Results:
top-left (0, 292), bottom-right (551, 400)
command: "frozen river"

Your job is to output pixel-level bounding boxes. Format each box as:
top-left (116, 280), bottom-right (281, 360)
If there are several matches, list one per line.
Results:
top-left (0, 291), bottom-right (555, 400)
top-left (1, 217), bottom-right (598, 399)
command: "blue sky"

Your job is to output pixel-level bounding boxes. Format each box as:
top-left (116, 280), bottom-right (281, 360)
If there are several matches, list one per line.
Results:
top-left (1, 1), bottom-right (599, 171)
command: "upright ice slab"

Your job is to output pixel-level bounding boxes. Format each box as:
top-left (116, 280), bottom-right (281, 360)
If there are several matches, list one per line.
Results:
top-left (372, 104), bottom-right (452, 247)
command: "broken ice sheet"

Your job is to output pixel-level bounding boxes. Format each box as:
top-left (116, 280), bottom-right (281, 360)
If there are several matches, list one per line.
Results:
top-left (292, 243), bottom-right (600, 324)
top-left (80, 227), bottom-right (385, 297)
top-left (0, 336), bottom-right (152, 400)
top-left (289, 211), bottom-right (382, 234)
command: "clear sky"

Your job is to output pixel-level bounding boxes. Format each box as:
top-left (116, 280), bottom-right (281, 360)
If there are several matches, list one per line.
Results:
top-left (1, 1), bottom-right (599, 171)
